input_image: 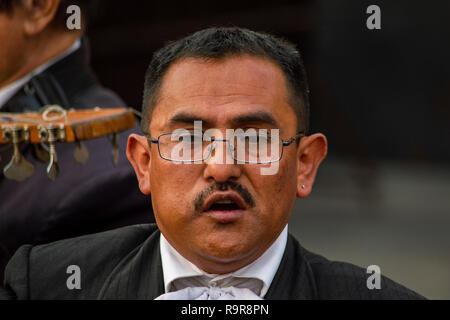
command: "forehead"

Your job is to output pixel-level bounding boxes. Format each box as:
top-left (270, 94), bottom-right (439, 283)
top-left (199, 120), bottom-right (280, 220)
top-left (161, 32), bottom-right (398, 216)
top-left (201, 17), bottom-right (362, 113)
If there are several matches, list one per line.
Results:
top-left (149, 55), bottom-right (297, 133)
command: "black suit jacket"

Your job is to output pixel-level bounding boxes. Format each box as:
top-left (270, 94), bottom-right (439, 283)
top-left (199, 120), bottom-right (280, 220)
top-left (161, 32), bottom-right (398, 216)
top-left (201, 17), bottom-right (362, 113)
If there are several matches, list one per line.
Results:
top-left (0, 38), bottom-right (154, 283)
top-left (1, 224), bottom-right (425, 300)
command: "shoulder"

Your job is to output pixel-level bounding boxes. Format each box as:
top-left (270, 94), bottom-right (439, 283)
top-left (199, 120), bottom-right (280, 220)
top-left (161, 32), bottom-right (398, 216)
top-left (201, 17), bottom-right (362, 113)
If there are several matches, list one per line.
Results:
top-left (290, 235), bottom-right (426, 299)
top-left (3, 224), bottom-right (159, 299)
top-left (31, 223), bottom-right (157, 256)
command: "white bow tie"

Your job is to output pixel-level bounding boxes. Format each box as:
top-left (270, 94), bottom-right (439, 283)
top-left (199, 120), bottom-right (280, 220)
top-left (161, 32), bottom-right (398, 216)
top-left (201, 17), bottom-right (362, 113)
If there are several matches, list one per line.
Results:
top-left (155, 286), bottom-right (263, 300)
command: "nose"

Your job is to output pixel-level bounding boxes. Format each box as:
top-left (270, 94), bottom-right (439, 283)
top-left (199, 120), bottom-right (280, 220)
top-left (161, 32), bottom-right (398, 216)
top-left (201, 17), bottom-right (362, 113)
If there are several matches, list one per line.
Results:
top-left (203, 140), bottom-right (242, 183)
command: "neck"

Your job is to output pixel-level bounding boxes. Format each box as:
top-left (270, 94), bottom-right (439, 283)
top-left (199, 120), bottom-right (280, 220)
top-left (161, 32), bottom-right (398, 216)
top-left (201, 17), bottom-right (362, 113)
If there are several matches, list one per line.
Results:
top-left (0, 29), bottom-right (81, 88)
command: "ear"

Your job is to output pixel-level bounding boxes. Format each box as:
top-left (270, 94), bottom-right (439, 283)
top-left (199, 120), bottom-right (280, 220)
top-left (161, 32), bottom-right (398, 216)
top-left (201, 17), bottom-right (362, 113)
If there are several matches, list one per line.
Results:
top-left (296, 133), bottom-right (328, 198)
top-left (126, 134), bottom-right (152, 195)
top-left (21, 0), bottom-right (60, 36)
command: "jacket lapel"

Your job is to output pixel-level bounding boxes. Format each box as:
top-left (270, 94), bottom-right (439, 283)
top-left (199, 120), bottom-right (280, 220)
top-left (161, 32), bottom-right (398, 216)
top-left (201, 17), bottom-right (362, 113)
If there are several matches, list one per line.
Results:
top-left (264, 234), bottom-right (318, 299)
top-left (97, 229), bottom-right (165, 300)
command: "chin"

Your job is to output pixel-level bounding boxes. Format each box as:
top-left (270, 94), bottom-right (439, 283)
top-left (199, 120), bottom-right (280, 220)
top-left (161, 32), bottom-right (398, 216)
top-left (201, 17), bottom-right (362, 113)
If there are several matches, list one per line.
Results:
top-left (199, 239), bottom-right (254, 263)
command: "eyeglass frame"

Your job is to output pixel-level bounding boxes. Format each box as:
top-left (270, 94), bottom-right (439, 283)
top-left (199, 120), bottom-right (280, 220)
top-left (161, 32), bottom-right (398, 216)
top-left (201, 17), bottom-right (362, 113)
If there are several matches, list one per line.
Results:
top-left (144, 131), bottom-right (304, 164)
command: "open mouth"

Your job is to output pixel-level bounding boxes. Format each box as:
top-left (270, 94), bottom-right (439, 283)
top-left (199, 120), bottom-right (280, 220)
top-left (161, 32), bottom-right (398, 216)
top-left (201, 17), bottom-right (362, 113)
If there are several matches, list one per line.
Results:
top-left (206, 200), bottom-right (241, 212)
top-left (202, 193), bottom-right (247, 223)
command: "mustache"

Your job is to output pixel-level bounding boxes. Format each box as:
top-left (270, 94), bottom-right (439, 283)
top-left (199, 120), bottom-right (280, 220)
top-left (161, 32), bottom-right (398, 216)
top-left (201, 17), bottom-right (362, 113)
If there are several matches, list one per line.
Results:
top-left (194, 181), bottom-right (256, 212)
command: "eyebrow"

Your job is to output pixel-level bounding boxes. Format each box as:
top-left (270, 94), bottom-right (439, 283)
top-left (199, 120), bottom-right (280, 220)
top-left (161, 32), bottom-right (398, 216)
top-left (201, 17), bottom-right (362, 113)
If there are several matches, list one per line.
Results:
top-left (168, 112), bottom-right (213, 128)
top-left (229, 111), bottom-right (279, 128)
top-left (168, 110), bottom-right (279, 129)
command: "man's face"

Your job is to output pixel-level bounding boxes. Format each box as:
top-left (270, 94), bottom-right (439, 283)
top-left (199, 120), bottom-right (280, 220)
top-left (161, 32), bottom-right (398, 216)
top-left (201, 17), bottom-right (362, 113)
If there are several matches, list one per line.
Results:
top-left (147, 55), bottom-right (300, 272)
top-left (129, 55), bottom-right (327, 273)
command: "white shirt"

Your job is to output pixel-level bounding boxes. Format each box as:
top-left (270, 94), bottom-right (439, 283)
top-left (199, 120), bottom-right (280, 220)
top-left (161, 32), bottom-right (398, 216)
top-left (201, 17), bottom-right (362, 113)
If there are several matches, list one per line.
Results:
top-left (159, 224), bottom-right (288, 298)
top-left (0, 39), bottom-right (81, 109)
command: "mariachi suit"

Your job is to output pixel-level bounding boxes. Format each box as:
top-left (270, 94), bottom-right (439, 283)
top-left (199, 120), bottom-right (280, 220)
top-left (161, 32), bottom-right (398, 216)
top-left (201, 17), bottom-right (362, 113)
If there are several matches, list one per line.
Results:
top-left (0, 38), bottom-right (154, 284)
top-left (1, 224), bottom-right (425, 300)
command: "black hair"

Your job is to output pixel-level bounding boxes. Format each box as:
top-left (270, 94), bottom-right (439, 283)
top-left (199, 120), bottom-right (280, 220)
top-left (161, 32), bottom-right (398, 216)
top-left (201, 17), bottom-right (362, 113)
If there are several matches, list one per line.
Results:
top-left (142, 27), bottom-right (310, 135)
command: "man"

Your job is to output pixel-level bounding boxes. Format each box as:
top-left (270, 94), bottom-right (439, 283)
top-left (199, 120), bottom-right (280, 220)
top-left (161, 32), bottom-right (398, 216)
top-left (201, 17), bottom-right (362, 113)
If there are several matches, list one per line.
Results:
top-left (0, 0), bottom-right (152, 283)
top-left (1, 27), bottom-right (425, 299)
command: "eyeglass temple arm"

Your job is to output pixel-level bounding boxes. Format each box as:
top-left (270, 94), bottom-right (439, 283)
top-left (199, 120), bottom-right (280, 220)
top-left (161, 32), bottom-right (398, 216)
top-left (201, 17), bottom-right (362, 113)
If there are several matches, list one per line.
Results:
top-left (143, 133), bottom-right (159, 144)
top-left (282, 132), bottom-right (305, 146)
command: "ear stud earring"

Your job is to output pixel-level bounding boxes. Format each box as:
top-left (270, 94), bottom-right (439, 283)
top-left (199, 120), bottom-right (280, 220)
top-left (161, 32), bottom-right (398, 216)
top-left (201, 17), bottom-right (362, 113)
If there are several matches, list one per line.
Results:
top-left (301, 184), bottom-right (306, 189)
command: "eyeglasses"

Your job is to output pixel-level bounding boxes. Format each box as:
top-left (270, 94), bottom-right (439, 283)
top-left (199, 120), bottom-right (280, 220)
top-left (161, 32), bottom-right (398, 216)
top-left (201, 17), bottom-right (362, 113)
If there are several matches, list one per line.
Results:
top-left (145, 131), bottom-right (304, 164)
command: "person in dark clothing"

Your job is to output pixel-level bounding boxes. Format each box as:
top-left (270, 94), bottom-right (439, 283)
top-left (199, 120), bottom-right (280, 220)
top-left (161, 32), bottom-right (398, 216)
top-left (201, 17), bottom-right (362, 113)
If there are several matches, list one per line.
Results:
top-left (0, 0), bottom-right (153, 283)
top-left (1, 27), bottom-right (425, 300)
